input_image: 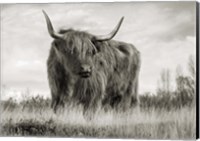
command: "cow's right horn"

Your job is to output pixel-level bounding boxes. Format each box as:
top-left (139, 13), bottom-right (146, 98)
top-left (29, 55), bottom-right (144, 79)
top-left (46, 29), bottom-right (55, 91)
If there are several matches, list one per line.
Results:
top-left (94, 17), bottom-right (124, 41)
top-left (42, 10), bottom-right (64, 40)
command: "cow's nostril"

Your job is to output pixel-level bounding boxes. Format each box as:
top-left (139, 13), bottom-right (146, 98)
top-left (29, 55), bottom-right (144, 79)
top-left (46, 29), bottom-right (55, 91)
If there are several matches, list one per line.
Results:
top-left (88, 67), bottom-right (92, 72)
top-left (80, 66), bottom-right (85, 71)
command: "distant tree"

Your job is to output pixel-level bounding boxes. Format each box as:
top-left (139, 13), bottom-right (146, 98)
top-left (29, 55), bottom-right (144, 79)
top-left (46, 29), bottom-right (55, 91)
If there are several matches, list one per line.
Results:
top-left (175, 55), bottom-right (196, 106)
top-left (175, 65), bottom-right (184, 93)
top-left (187, 55), bottom-right (196, 99)
top-left (188, 55), bottom-right (195, 80)
top-left (157, 68), bottom-right (171, 96)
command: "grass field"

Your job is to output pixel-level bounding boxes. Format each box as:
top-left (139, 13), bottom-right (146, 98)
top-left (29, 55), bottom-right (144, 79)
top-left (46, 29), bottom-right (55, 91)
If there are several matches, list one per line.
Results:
top-left (0, 97), bottom-right (196, 139)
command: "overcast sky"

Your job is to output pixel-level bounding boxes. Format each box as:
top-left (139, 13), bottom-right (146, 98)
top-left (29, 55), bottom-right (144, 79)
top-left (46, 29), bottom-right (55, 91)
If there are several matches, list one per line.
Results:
top-left (1, 2), bottom-right (196, 100)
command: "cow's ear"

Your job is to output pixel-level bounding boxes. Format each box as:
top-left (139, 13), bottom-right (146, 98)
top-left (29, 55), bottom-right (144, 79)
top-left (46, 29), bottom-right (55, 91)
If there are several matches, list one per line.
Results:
top-left (52, 42), bottom-right (62, 62)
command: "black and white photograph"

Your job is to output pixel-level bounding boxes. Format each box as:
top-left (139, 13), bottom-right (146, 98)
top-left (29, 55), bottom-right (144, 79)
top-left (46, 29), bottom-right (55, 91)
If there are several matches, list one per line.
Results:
top-left (0, 1), bottom-right (198, 139)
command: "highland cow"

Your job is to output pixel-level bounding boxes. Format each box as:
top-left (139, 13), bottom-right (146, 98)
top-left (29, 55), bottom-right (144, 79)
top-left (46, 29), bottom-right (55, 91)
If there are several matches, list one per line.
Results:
top-left (43, 10), bottom-right (141, 115)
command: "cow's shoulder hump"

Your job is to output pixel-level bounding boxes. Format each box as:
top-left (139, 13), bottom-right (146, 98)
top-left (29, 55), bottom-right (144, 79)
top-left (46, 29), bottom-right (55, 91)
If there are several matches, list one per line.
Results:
top-left (109, 40), bottom-right (139, 57)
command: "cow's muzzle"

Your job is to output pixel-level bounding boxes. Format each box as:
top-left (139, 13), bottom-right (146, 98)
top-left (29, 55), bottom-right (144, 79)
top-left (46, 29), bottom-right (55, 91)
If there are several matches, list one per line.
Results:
top-left (79, 71), bottom-right (92, 78)
top-left (79, 65), bottom-right (92, 78)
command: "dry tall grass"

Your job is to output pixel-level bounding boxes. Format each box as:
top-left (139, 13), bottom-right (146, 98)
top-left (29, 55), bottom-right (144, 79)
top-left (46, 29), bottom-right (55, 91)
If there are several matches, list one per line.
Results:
top-left (0, 97), bottom-right (196, 139)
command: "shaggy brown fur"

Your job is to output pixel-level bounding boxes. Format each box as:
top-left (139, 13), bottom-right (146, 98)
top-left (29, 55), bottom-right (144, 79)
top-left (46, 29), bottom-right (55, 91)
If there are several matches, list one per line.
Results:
top-left (47, 29), bottom-right (141, 116)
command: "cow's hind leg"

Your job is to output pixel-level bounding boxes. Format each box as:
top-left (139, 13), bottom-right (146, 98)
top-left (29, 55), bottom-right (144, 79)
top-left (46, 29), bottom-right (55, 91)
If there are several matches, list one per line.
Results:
top-left (120, 82), bottom-right (135, 112)
top-left (121, 95), bottom-right (132, 112)
top-left (131, 79), bottom-right (139, 107)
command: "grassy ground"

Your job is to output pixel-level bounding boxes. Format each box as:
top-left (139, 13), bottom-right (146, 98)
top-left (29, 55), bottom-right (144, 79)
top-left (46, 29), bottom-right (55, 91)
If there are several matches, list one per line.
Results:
top-left (0, 98), bottom-right (196, 139)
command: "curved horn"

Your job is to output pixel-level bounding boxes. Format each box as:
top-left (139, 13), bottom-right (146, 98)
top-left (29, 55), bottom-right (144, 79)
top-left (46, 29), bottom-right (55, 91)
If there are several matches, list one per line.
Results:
top-left (42, 10), bottom-right (64, 39)
top-left (94, 17), bottom-right (124, 41)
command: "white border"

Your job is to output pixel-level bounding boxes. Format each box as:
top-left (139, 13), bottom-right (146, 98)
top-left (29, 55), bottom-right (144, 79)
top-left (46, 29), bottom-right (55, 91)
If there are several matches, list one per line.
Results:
top-left (0, 0), bottom-right (198, 3)
top-left (0, 0), bottom-right (199, 141)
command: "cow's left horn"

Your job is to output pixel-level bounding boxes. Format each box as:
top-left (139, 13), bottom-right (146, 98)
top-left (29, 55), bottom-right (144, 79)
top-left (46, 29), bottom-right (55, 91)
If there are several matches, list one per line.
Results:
top-left (42, 10), bottom-right (64, 40)
top-left (94, 17), bottom-right (124, 41)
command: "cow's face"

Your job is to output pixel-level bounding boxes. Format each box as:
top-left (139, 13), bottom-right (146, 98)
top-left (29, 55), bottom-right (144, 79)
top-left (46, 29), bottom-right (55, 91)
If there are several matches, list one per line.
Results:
top-left (53, 31), bottom-right (98, 78)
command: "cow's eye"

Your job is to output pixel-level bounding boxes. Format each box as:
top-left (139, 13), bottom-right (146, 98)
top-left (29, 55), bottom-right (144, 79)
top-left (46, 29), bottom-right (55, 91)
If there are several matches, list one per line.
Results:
top-left (91, 39), bottom-right (100, 52)
top-left (99, 60), bottom-right (103, 66)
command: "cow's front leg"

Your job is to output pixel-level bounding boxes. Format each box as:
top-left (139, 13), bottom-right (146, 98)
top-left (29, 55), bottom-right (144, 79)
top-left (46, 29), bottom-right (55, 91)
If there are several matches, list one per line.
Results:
top-left (83, 97), bottom-right (101, 121)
